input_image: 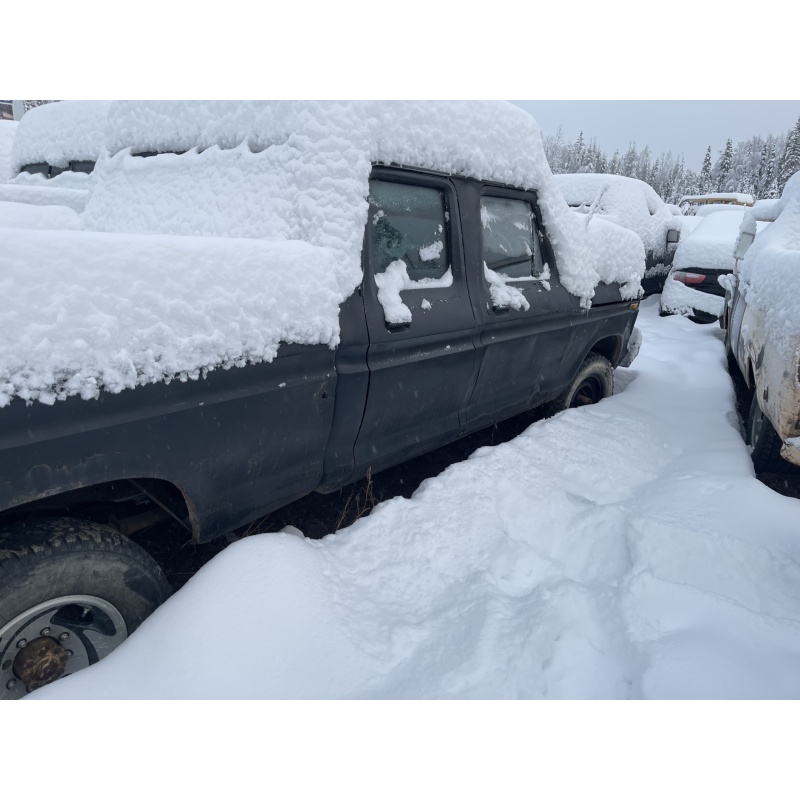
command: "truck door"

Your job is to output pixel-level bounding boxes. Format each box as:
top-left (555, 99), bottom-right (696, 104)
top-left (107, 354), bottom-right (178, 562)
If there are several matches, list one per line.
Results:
top-left (459, 182), bottom-right (581, 431)
top-left (353, 167), bottom-right (478, 475)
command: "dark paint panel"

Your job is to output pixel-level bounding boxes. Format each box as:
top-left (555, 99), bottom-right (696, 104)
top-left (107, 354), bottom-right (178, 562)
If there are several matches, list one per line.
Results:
top-left (0, 345), bottom-right (337, 542)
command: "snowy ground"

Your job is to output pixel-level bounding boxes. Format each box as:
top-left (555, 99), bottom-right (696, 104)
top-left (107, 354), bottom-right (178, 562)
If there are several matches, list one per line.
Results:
top-left (35, 297), bottom-right (800, 700)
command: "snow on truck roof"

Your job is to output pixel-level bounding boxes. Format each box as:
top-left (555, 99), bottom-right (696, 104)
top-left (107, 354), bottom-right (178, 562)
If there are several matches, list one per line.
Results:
top-left (0, 101), bottom-right (645, 408)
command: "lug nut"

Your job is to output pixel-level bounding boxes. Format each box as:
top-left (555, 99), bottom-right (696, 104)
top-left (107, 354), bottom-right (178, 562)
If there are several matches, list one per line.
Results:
top-left (40, 627), bottom-right (50, 636)
top-left (6, 679), bottom-right (16, 690)
top-left (16, 639), bottom-right (27, 649)
top-left (66, 650), bottom-right (73, 658)
top-left (58, 632), bottom-right (69, 641)
top-left (2, 661), bottom-right (10, 671)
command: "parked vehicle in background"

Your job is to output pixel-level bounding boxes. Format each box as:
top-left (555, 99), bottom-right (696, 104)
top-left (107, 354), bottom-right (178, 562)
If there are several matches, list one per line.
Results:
top-left (0, 120), bottom-right (18, 182)
top-left (722, 172), bottom-right (800, 472)
top-left (554, 173), bottom-right (681, 295)
top-left (659, 206), bottom-right (764, 323)
top-left (679, 192), bottom-right (754, 215)
top-left (0, 101), bottom-right (109, 216)
top-left (0, 101), bottom-right (645, 698)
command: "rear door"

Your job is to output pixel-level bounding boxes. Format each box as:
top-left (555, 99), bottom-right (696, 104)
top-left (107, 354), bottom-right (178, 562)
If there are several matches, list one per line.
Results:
top-left (353, 167), bottom-right (478, 474)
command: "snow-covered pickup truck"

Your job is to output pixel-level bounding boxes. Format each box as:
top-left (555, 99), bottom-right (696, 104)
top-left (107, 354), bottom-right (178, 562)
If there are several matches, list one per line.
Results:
top-left (555, 173), bottom-right (682, 296)
top-left (723, 174), bottom-right (800, 471)
top-left (0, 101), bottom-right (644, 698)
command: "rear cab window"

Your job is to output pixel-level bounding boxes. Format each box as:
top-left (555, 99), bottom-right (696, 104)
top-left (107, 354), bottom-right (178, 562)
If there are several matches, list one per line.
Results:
top-left (367, 176), bottom-right (458, 327)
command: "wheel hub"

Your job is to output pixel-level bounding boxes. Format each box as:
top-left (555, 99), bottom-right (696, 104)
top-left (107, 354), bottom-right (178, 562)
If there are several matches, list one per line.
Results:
top-left (1, 594), bottom-right (128, 700)
top-left (13, 636), bottom-right (69, 691)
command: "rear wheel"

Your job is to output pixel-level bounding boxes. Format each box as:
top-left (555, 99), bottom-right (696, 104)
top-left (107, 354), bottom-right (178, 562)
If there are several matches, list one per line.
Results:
top-left (543, 353), bottom-right (614, 416)
top-left (0, 518), bottom-right (171, 699)
top-left (746, 392), bottom-right (788, 474)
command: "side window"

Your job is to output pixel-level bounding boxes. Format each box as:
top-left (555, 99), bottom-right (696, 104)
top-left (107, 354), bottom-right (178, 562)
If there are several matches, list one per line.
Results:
top-left (481, 196), bottom-right (543, 278)
top-left (368, 180), bottom-right (449, 281)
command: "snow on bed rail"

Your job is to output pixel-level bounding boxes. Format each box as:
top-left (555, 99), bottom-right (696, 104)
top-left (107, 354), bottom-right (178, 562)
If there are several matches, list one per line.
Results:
top-left (0, 230), bottom-right (347, 407)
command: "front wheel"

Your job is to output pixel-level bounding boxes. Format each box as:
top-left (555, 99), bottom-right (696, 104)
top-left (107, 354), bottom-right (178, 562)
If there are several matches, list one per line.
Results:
top-left (0, 518), bottom-right (171, 699)
top-left (543, 353), bottom-right (614, 417)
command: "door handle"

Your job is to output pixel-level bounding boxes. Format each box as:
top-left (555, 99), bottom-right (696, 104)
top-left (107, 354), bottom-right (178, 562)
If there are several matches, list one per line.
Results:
top-left (386, 321), bottom-right (411, 333)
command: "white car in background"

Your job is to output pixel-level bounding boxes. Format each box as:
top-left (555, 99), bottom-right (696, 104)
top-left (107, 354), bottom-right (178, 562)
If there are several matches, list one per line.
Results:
top-left (659, 206), bottom-right (769, 324)
top-left (723, 173), bottom-right (800, 472)
top-left (555, 173), bottom-right (682, 295)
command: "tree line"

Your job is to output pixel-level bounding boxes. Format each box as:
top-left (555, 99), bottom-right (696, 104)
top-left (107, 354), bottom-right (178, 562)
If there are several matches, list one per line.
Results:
top-left (542, 115), bottom-right (800, 204)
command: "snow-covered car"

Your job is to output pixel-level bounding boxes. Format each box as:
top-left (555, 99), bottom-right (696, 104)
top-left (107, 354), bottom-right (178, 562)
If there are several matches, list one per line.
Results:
top-left (0, 101), bottom-right (646, 698)
top-left (722, 172), bottom-right (800, 471)
top-left (554, 173), bottom-right (682, 295)
top-left (0, 101), bottom-right (109, 217)
top-left (659, 206), bottom-right (762, 323)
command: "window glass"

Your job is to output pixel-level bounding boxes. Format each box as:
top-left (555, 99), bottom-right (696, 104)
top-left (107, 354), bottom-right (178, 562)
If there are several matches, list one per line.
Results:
top-left (368, 180), bottom-right (449, 280)
top-left (481, 196), bottom-right (542, 278)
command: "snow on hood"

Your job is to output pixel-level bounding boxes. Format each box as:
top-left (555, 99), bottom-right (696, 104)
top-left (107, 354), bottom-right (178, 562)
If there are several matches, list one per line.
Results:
top-left (0, 120), bottom-right (17, 182)
top-left (673, 206), bottom-right (746, 272)
top-left (554, 172), bottom-right (678, 259)
top-left (10, 101), bottom-right (110, 173)
top-left (2, 101), bottom-right (644, 407)
top-left (739, 171), bottom-right (800, 359)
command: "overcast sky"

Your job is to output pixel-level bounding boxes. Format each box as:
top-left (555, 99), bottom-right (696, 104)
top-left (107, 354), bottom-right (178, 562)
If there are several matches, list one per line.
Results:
top-left (512, 101), bottom-right (800, 172)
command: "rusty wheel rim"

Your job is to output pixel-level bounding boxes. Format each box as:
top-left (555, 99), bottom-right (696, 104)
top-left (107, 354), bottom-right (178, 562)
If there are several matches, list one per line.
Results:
top-left (1, 595), bottom-right (127, 700)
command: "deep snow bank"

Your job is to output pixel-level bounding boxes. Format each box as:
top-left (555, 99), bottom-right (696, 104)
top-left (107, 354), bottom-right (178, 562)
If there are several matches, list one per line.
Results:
top-left (35, 301), bottom-right (800, 700)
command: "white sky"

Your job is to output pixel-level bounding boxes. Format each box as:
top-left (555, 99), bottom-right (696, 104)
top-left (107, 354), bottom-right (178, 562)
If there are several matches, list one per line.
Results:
top-left (512, 101), bottom-right (800, 172)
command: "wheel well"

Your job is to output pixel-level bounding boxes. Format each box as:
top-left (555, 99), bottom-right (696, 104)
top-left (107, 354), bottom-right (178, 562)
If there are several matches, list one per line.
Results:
top-left (590, 336), bottom-right (622, 367)
top-left (0, 478), bottom-right (194, 541)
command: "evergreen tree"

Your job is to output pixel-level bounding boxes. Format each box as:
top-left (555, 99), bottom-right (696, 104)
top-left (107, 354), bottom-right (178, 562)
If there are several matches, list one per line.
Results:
top-left (699, 146), bottom-right (713, 193)
top-left (714, 139), bottom-right (734, 192)
top-left (778, 117), bottom-right (800, 195)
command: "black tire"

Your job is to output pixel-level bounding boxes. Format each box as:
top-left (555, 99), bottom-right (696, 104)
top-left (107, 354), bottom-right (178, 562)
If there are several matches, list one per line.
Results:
top-left (0, 518), bottom-right (171, 698)
top-left (543, 353), bottom-right (613, 417)
top-left (746, 393), bottom-right (789, 474)
top-left (724, 326), bottom-right (740, 377)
